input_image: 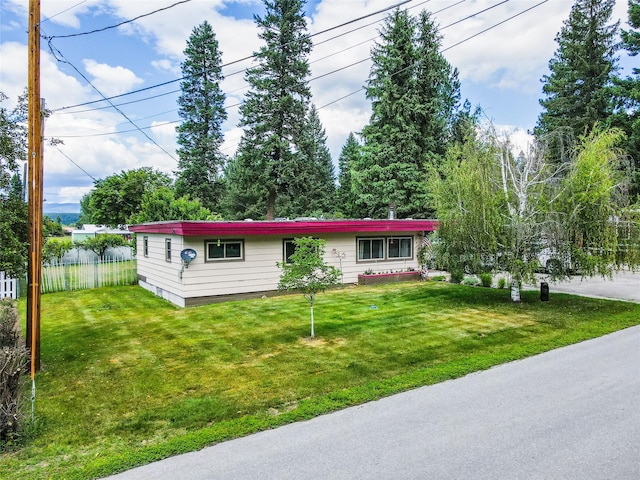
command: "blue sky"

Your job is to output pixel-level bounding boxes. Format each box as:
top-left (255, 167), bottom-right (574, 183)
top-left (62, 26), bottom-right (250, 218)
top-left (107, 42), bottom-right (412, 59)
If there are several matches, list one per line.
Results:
top-left (0, 0), bottom-right (635, 212)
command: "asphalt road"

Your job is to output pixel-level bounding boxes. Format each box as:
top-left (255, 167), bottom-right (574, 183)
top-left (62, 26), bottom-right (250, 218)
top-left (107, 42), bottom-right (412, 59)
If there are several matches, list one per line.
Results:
top-left (106, 325), bottom-right (640, 480)
top-left (539, 270), bottom-right (640, 303)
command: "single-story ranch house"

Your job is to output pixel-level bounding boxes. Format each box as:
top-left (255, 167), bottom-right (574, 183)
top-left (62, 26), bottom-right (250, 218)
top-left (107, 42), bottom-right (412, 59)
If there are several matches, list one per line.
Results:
top-left (129, 219), bottom-right (438, 307)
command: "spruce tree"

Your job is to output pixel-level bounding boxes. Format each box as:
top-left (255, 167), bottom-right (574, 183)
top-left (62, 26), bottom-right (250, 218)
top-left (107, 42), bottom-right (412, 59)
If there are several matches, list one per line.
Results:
top-left (227, 0), bottom-right (312, 220)
top-left (175, 21), bottom-right (227, 213)
top-left (612, 0), bottom-right (640, 199)
top-left (286, 105), bottom-right (335, 217)
top-left (336, 132), bottom-right (362, 218)
top-left (535, 0), bottom-right (619, 138)
top-left (354, 9), bottom-right (460, 219)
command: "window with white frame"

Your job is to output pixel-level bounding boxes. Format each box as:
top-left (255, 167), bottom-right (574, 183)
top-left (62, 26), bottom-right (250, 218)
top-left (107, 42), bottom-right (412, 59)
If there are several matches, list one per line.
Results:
top-left (165, 238), bottom-right (171, 262)
top-left (357, 237), bottom-right (385, 261)
top-left (387, 237), bottom-right (412, 259)
top-left (205, 239), bottom-right (244, 261)
top-left (357, 236), bottom-right (414, 262)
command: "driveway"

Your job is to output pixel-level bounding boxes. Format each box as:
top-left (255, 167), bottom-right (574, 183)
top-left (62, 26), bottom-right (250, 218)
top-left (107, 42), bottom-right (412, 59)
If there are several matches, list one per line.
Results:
top-left (530, 270), bottom-right (640, 303)
top-left (106, 325), bottom-right (640, 480)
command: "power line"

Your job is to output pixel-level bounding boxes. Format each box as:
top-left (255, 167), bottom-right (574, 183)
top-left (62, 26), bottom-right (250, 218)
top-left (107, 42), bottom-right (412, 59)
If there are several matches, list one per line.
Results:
top-left (46, 37), bottom-right (178, 162)
top-left (40, 0), bottom-right (89, 25)
top-left (47, 0), bottom-right (194, 39)
top-left (49, 0), bottom-right (550, 146)
top-left (49, 0), bottom-right (471, 118)
top-left (54, 147), bottom-right (97, 181)
top-left (442, 0), bottom-right (548, 52)
top-left (50, 0), bottom-right (414, 113)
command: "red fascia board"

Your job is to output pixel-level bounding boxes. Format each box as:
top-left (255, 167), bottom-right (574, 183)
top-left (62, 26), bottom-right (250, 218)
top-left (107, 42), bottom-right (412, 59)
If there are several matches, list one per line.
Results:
top-left (129, 220), bottom-right (439, 237)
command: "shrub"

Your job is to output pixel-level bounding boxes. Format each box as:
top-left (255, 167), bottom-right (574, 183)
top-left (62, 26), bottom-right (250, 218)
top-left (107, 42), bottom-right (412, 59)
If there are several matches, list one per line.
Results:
top-left (449, 270), bottom-right (463, 284)
top-left (0, 300), bottom-right (28, 444)
top-left (480, 273), bottom-right (493, 288)
top-left (462, 276), bottom-right (480, 286)
top-left (431, 275), bottom-right (446, 282)
top-left (497, 277), bottom-right (506, 289)
top-left (0, 300), bottom-right (19, 348)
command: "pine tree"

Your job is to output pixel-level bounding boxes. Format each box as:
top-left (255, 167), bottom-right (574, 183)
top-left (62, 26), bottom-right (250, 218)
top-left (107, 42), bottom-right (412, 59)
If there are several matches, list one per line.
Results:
top-left (536, 0), bottom-right (619, 138)
top-left (226, 0), bottom-right (312, 220)
top-left (175, 21), bottom-right (227, 213)
top-left (354, 9), bottom-right (460, 219)
top-left (336, 132), bottom-right (362, 218)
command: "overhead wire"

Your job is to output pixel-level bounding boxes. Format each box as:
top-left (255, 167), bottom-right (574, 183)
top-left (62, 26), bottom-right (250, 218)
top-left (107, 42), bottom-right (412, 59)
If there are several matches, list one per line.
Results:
top-left (49, 0), bottom-right (414, 113)
top-left (58, 0), bottom-right (546, 143)
top-left (46, 0), bottom-right (194, 39)
top-left (46, 36), bottom-right (178, 161)
top-left (49, 0), bottom-right (472, 120)
top-left (40, 0), bottom-right (89, 25)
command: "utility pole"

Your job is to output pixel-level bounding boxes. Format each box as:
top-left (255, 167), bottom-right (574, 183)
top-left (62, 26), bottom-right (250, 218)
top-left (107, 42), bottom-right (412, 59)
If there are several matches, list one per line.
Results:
top-left (27, 0), bottom-right (43, 373)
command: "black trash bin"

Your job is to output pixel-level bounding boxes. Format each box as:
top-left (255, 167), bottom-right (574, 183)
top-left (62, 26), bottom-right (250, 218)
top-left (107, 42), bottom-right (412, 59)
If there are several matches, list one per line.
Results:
top-left (540, 282), bottom-right (549, 301)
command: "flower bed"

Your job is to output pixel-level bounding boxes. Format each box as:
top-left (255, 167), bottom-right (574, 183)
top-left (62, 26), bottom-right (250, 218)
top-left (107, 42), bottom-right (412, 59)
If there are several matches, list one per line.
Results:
top-left (357, 271), bottom-right (421, 286)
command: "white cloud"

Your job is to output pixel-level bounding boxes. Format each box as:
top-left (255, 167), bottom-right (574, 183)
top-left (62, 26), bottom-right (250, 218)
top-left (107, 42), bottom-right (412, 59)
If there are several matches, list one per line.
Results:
top-left (3, 0), bottom-right (634, 211)
top-left (82, 59), bottom-right (144, 96)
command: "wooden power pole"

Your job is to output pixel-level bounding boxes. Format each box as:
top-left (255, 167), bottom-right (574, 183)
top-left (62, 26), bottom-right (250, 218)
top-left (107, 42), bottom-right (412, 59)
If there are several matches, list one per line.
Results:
top-left (27, 0), bottom-right (43, 373)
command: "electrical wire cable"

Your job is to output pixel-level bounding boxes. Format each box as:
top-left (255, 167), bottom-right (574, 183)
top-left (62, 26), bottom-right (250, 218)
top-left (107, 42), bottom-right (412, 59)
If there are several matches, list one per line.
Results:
top-left (49, 0), bottom-right (415, 112)
top-left (47, 0), bottom-right (194, 39)
top-left (46, 36), bottom-right (178, 161)
top-left (52, 0), bottom-right (545, 141)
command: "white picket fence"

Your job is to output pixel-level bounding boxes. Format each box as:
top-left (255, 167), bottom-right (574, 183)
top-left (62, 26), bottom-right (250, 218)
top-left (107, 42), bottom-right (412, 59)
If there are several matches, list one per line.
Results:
top-left (0, 271), bottom-right (18, 299)
top-left (41, 258), bottom-right (137, 293)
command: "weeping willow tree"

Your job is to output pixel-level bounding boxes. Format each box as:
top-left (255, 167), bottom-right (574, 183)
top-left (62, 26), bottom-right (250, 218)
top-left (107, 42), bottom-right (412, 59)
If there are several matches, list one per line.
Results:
top-left (431, 125), bottom-right (640, 301)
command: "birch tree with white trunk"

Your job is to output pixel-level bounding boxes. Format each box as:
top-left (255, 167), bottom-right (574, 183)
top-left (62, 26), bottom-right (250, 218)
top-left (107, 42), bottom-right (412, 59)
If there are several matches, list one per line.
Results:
top-left (431, 125), bottom-right (639, 302)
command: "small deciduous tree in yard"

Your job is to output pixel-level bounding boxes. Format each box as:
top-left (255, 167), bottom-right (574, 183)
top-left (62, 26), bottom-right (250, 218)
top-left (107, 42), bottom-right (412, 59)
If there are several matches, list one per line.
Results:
top-left (277, 237), bottom-right (341, 338)
top-left (77, 234), bottom-right (126, 261)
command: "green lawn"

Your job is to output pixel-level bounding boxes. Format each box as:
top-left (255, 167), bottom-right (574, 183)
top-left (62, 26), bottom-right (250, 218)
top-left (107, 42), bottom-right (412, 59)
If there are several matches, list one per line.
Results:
top-left (3, 281), bottom-right (639, 479)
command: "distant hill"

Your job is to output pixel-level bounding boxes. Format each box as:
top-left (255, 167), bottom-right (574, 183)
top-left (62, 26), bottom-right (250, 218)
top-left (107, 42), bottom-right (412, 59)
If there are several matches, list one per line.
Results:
top-left (43, 203), bottom-right (80, 214)
top-left (44, 213), bottom-right (80, 226)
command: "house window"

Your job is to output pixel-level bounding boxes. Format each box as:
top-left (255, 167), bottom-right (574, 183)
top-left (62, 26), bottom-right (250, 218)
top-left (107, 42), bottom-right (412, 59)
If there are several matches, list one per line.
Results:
top-left (358, 238), bottom-right (385, 261)
top-left (205, 239), bottom-right (244, 261)
top-left (283, 239), bottom-right (296, 264)
top-left (143, 236), bottom-right (149, 257)
top-left (165, 238), bottom-right (171, 262)
top-left (387, 237), bottom-right (412, 259)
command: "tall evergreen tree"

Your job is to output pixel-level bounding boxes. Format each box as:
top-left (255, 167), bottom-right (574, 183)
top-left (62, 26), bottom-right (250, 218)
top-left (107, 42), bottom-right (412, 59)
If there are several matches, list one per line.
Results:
top-left (226, 0), bottom-right (312, 220)
top-left (413, 10), bottom-right (461, 159)
top-left (175, 21), bottom-right (227, 213)
top-left (611, 0), bottom-right (640, 199)
top-left (354, 9), bottom-right (461, 219)
top-left (286, 105), bottom-right (335, 216)
top-left (535, 0), bottom-right (619, 138)
top-left (336, 132), bottom-right (362, 218)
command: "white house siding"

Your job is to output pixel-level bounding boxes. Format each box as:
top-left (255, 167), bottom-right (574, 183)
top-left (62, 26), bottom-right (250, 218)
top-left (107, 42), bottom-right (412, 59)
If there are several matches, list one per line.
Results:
top-left (136, 231), bottom-right (423, 307)
top-left (136, 234), bottom-right (187, 303)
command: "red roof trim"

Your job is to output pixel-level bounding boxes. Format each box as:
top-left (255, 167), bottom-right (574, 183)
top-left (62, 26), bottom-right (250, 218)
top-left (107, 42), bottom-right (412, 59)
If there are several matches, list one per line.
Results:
top-left (129, 219), bottom-right (438, 236)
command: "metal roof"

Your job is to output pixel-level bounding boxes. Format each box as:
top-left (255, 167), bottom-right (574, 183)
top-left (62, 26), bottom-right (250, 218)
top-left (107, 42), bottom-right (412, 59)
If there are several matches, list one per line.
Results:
top-left (129, 219), bottom-right (438, 236)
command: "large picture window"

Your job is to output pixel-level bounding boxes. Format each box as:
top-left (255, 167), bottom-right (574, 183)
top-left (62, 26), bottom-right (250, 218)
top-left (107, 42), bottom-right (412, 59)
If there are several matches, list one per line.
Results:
top-left (205, 239), bottom-right (244, 261)
top-left (357, 236), bottom-right (413, 262)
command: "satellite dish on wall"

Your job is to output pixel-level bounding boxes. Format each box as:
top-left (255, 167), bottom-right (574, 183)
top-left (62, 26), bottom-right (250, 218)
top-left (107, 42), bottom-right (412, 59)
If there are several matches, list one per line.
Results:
top-left (180, 248), bottom-right (197, 267)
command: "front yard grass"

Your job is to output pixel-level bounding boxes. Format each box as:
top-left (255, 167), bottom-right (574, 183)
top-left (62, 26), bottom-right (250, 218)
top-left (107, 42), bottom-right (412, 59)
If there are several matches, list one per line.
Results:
top-left (3, 281), bottom-right (639, 479)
